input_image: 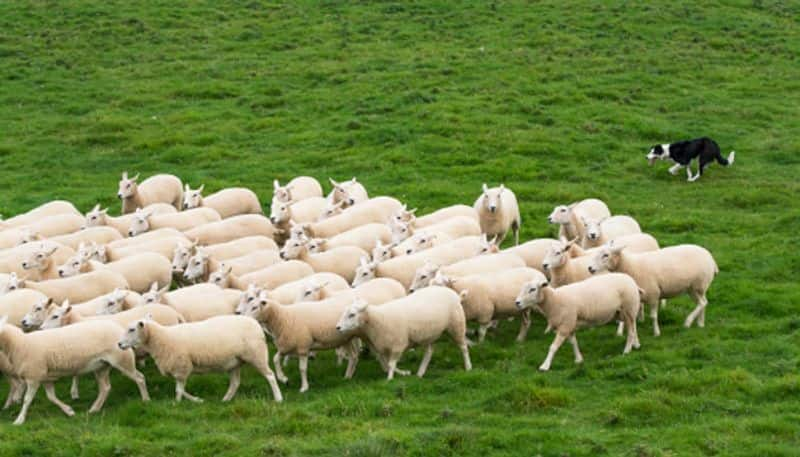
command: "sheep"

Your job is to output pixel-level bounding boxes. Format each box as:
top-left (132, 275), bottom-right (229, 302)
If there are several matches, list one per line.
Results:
top-left (473, 183), bottom-right (521, 245)
top-left (588, 244), bottom-right (718, 336)
top-left (57, 252), bottom-right (171, 293)
top-left (48, 227), bottom-right (123, 250)
top-left (21, 269), bottom-right (129, 304)
top-left (390, 216), bottom-right (481, 245)
top-left (305, 223), bottom-right (392, 255)
top-left (0, 316), bottom-right (149, 425)
top-left (118, 314), bottom-right (282, 403)
top-left (184, 215), bottom-right (283, 245)
top-left (318, 199), bottom-right (346, 220)
top-left (182, 249), bottom-right (281, 283)
top-left (181, 184), bottom-right (262, 218)
top-left (83, 203), bottom-right (177, 235)
top-left (105, 227), bottom-right (187, 250)
top-left (40, 301), bottom-right (184, 330)
top-left (547, 198), bottom-right (610, 242)
top-left (0, 228), bottom-right (39, 249)
top-left (242, 278), bottom-right (406, 391)
top-left (2, 201), bottom-right (80, 228)
top-left (1, 352), bottom-right (23, 411)
top-left (118, 172), bottom-right (183, 214)
top-left (0, 215), bottom-right (84, 249)
top-left (237, 272), bottom-right (349, 309)
top-left (352, 235), bottom-right (493, 289)
top-left (566, 233), bottom-right (660, 258)
top-left (170, 236), bottom-right (279, 275)
top-left (581, 215), bottom-right (642, 248)
top-left (144, 283), bottom-right (241, 322)
top-left (409, 253), bottom-right (526, 292)
top-left (127, 207), bottom-right (220, 237)
top-left (502, 238), bottom-right (559, 274)
top-left (433, 267), bottom-right (547, 343)
top-left (20, 243), bottom-right (73, 280)
top-left (371, 240), bottom-right (397, 262)
top-left (210, 260), bottom-right (314, 291)
top-left (391, 204), bottom-right (479, 229)
top-left (68, 288), bottom-right (145, 317)
top-left (291, 197), bottom-right (403, 239)
top-left (0, 241), bottom-right (76, 277)
top-left (105, 236), bottom-right (188, 262)
top-left (327, 177), bottom-right (369, 209)
top-left (541, 240), bottom-right (596, 288)
top-left (0, 272), bottom-right (23, 295)
top-left (515, 273), bottom-right (642, 371)
top-left (280, 237), bottom-right (368, 283)
top-left (1, 290), bottom-right (50, 329)
top-left (392, 231), bottom-right (454, 257)
top-left (272, 176), bottom-right (323, 203)
top-left (269, 197), bottom-right (328, 230)
top-left (335, 286), bottom-right (471, 380)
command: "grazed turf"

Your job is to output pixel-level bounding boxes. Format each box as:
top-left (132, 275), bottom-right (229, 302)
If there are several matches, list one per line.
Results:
top-left (0, 1), bottom-right (798, 455)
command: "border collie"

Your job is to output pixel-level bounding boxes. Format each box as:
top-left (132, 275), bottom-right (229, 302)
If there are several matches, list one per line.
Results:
top-left (646, 137), bottom-right (735, 182)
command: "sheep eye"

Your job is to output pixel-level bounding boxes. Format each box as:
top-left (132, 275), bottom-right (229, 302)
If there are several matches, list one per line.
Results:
top-left (602, 254), bottom-right (608, 259)
top-left (362, 272), bottom-right (367, 277)
top-left (421, 275), bottom-right (427, 280)
top-left (129, 328), bottom-right (134, 333)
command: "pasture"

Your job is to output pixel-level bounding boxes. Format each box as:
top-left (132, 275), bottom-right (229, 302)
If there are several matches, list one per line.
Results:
top-left (0, 1), bottom-right (798, 455)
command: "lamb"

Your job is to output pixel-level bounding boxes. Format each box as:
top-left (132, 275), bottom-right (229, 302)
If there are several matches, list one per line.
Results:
top-left (21, 269), bottom-right (129, 304)
top-left (280, 237), bottom-right (367, 283)
top-left (0, 272), bottom-right (24, 296)
top-left (83, 203), bottom-right (177, 235)
top-left (184, 215), bottom-right (283, 245)
top-left (371, 240), bottom-right (397, 262)
top-left (547, 198), bottom-right (610, 242)
top-left (48, 227), bottom-right (123, 250)
top-left (144, 283), bottom-right (242, 322)
top-left (566, 233), bottom-right (660, 258)
top-left (291, 197), bottom-right (403, 239)
top-left (127, 207), bottom-right (221, 237)
top-left (105, 227), bottom-right (187, 250)
top-left (335, 286), bottom-right (471, 380)
top-left (170, 236), bottom-right (279, 274)
top-left (69, 288), bottom-right (145, 317)
top-left (57, 252), bottom-right (171, 293)
top-left (269, 197), bottom-right (328, 229)
top-left (0, 228), bottom-right (40, 249)
top-left (239, 272), bottom-right (349, 308)
top-left (1, 201), bottom-right (80, 228)
top-left (0, 242), bottom-right (76, 277)
top-left (353, 235), bottom-right (492, 289)
top-left (0, 215), bottom-right (84, 249)
top-left (515, 273), bottom-right (642, 371)
top-left (210, 260), bottom-right (314, 291)
top-left (391, 204), bottom-right (479, 228)
top-left (0, 316), bottom-right (149, 425)
top-left (20, 243), bottom-right (73, 280)
top-left (242, 278), bottom-right (406, 391)
top-left (118, 314), bottom-right (282, 402)
top-left (588, 244), bottom-right (718, 336)
top-left (392, 231), bottom-right (453, 256)
top-left (105, 236), bottom-right (188, 262)
top-left (433, 267), bottom-right (547, 343)
top-left (182, 184), bottom-right (262, 218)
top-left (327, 177), bottom-right (369, 208)
top-left (473, 184), bottom-right (521, 245)
top-left (409, 253), bottom-right (526, 292)
top-left (118, 172), bottom-right (183, 214)
top-left (502, 238), bottom-right (559, 274)
top-left (272, 176), bottom-right (323, 203)
top-left (581, 215), bottom-right (642, 248)
top-left (305, 223), bottom-right (392, 254)
top-left (390, 216), bottom-right (481, 245)
top-left (40, 301), bottom-right (184, 330)
top-left (182, 249), bottom-right (281, 283)
top-left (2, 290), bottom-right (50, 329)
top-left (541, 240), bottom-right (596, 287)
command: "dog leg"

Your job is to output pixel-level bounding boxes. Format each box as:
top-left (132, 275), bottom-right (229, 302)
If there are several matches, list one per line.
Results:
top-left (669, 163), bottom-right (683, 175)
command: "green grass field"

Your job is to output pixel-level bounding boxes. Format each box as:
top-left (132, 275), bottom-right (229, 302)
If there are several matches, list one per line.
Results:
top-left (1, 1), bottom-right (799, 455)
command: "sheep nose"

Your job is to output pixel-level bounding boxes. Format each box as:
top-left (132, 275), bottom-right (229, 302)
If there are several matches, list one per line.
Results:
top-left (183, 204), bottom-right (188, 209)
top-left (406, 250), bottom-right (412, 254)
top-left (543, 263), bottom-right (549, 270)
top-left (279, 252), bottom-right (286, 260)
top-left (335, 325), bottom-right (341, 331)
top-left (547, 217), bottom-right (553, 223)
top-left (235, 311), bottom-right (241, 315)
top-left (489, 206), bottom-right (497, 213)
top-left (514, 300), bottom-right (521, 307)
top-left (21, 262), bottom-right (27, 268)
top-left (128, 231), bottom-right (134, 236)
top-left (270, 217), bottom-right (277, 224)
top-left (588, 267), bottom-right (595, 274)
top-left (117, 342), bottom-right (124, 349)
top-left (348, 198), bottom-right (355, 205)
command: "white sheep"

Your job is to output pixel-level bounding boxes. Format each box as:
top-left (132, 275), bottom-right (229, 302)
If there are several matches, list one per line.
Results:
top-left (335, 286), bottom-right (471, 379)
top-left (391, 204), bottom-right (479, 229)
top-left (0, 215), bottom-right (84, 248)
top-left (280, 237), bottom-right (366, 283)
top-left (0, 272), bottom-right (25, 296)
top-left (170, 236), bottom-right (278, 274)
top-left (409, 252), bottom-right (526, 292)
top-left (118, 172), bottom-right (183, 214)
top-left (566, 233), bottom-right (659, 258)
top-left (68, 288), bottom-right (144, 317)
top-left (105, 236), bottom-right (188, 262)
top-left (184, 215), bottom-right (283, 245)
top-left (118, 314), bottom-right (282, 402)
top-left (390, 215), bottom-right (481, 245)
top-left (242, 278), bottom-right (406, 391)
top-left (21, 269), bottom-right (129, 304)
top-left (0, 316), bottom-right (149, 425)
top-left (370, 240), bottom-right (397, 262)
top-left (49, 227), bottom-right (122, 250)
top-left (392, 231), bottom-right (454, 257)
top-left (245, 272), bottom-right (348, 307)
top-left (291, 197), bottom-right (403, 239)
top-left (40, 300), bottom-right (184, 330)
top-left (210, 260), bottom-right (314, 291)
top-left (1, 290), bottom-right (50, 329)
top-left (0, 242), bottom-right (76, 278)
top-left (269, 197), bottom-right (328, 230)
top-left (473, 184), bottom-right (521, 245)
top-left (83, 203), bottom-right (177, 236)
top-left (588, 244), bottom-right (718, 336)
top-left (57, 252), bottom-right (171, 293)
top-left (1, 201), bottom-right (80, 228)
top-left (547, 198), bottom-right (610, 242)
top-left (182, 249), bottom-right (281, 283)
top-left (182, 184), bottom-right (263, 218)
top-left (143, 283), bottom-right (241, 322)
top-left (433, 267), bottom-right (547, 343)
top-left (127, 207), bottom-right (220, 237)
top-left (272, 176), bottom-right (323, 203)
top-left (305, 223), bottom-right (392, 255)
top-left (501, 238), bottom-right (559, 274)
top-left (105, 227), bottom-right (187, 250)
top-left (581, 215), bottom-right (642, 248)
top-left (515, 273), bottom-right (642, 371)
top-left (542, 240), bottom-right (596, 287)
top-left (327, 177), bottom-right (369, 208)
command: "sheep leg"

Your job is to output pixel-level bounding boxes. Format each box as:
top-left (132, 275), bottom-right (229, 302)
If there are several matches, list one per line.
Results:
top-left (539, 333), bottom-right (567, 371)
top-left (632, 319), bottom-right (641, 349)
top-left (374, 351), bottom-right (409, 376)
top-left (13, 380), bottom-right (40, 426)
top-left (460, 343), bottom-right (472, 371)
top-left (616, 321), bottom-right (624, 337)
top-left (569, 335), bottom-right (584, 364)
top-left (386, 353), bottom-right (402, 381)
top-left (70, 376), bottom-right (79, 400)
top-left (273, 353), bottom-right (289, 384)
top-left (298, 355), bottom-right (310, 393)
top-left (109, 354), bottom-right (150, 401)
top-left (282, 355), bottom-right (290, 367)
top-left (44, 382), bottom-right (74, 417)
top-left (175, 378), bottom-right (203, 403)
top-left (685, 292), bottom-right (708, 328)
top-left (246, 350), bottom-right (283, 402)
top-left (3, 377), bottom-right (22, 410)
top-left (416, 344), bottom-right (434, 378)
top-left (89, 367), bottom-right (112, 413)
top-left (222, 367), bottom-right (241, 402)
top-left (477, 324), bottom-right (489, 343)
top-left (650, 300), bottom-right (661, 337)
top-left (335, 347), bottom-right (346, 366)
top-left (344, 353), bottom-right (359, 379)
top-left (515, 310), bottom-right (531, 342)
top-left (660, 298), bottom-right (667, 309)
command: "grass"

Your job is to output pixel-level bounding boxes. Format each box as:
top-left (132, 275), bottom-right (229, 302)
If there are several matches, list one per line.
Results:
top-left (0, 0), bottom-right (799, 455)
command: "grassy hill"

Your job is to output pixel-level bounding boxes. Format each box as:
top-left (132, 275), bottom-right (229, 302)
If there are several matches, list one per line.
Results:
top-left (0, 1), bottom-right (798, 455)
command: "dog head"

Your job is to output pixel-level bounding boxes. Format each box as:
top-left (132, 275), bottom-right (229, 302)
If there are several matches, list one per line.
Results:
top-left (646, 144), bottom-right (667, 165)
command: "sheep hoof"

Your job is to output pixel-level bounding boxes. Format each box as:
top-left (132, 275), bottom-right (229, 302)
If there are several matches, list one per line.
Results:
top-left (278, 376), bottom-right (288, 384)
top-left (12, 417), bottom-right (24, 426)
top-left (299, 386), bottom-right (309, 393)
top-left (64, 407), bottom-right (75, 417)
top-left (574, 358), bottom-right (584, 364)
top-left (538, 364), bottom-right (550, 372)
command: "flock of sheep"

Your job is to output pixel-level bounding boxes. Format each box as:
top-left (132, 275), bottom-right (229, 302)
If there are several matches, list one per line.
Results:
top-left (0, 173), bottom-right (719, 425)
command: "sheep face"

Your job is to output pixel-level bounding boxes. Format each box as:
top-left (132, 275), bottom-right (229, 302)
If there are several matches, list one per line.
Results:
top-left (280, 238), bottom-right (306, 260)
top-left (547, 205), bottom-right (571, 225)
top-left (182, 184), bottom-right (204, 210)
top-left (306, 238), bottom-right (326, 254)
top-left (480, 183), bottom-right (505, 214)
top-left (79, 242), bottom-right (106, 262)
top-left (20, 298), bottom-right (52, 330)
top-left (272, 180), bottom-right (292, 203)
top-left (296, 280), bottom-right (330, 302)
top-left (142, 282), bottom-right (163, 304)
top-left (478, 234), bottom-right (499, 255)
top-left (320, 200), bottom-right (345, 220)
top-left (409, 261), bottom-right (439, 293)
top-left (289, 222), bottom-right (312, 240)
top-left (405, 233), bottom-right (437, 255)
top-left (117, 172), bottom-right (140, 200)
top-left (17, 229), bottom-right (41, 245)
top-left (335, 299), bottom-right (368, 333)
top-left (430, 270), bottom-right (452, 287)
top-left (171, 243), bottom-right (194, 273)
top-left (329, 178), bottom-right (358, 206)
top-left (269, 201), bottom-right (291, 226)
top-left (352, 257), bottom-right (377, 287)
top-left (128, 209), bottom-right (153, 237)
top-left (84, 204), bottom-right (109, 228)
top-left (40, 302), bottom-right (71, 330)
top-left (582, 217), bottom-right (604, 242)
top-left (183, 252), bottom-right (209, 282)
top-left (98, 289), bottom-right (129, 315)
top-left (515, 280), bottom-right (548, 310)
top-left (390, 220), bottom-right (412, 243)
top-left (208, 264), bottom-right (233, 288)
top-left (371, 241), bottom-right (393, 262)
top-left (542, 243), bottom-right (570, 272)
top-left (236, 284), bottom-right (262, 315)
top-left (2, 272), bottom-right (22, 294)
top-left (588, 245), bottom-right (624, 275)
top-left (21, 244), bottom-right (57, 272)
top-left (391, 205), bottom-right (415, 225)
top-left (118, 320), bottom-right (147, 350)
top-left (57, 254), bottom-right (86, 278)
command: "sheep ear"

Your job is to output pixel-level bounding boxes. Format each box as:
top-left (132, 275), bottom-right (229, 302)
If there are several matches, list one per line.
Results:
top-left (101, 207), bottom-right (109, 215)
top-left (131, 173), bottom-right (140, 181)
top-left (223, 264), bottom-right (233, 274)
top-left (62, 299), bottom-right (71, 308)
top-left (374, 239), bottom-right (382, 249)
top-left (0, 315), bottom-right (7, 329)
top-left (92, 203), bottom-right (101, 212)
top-left (319, 281), bottom-right (330, 288)
top-left (611, 244), bottom-right (626, 254)
top-left (353, 299), bottom-right (369, 312)
top-left (122, 171), bottom-right (128, 179)
top-left (359, 256), bottom-right (370, 268)
top-left (198, 184), bottom-right (204, 193)
top-left (482, 183), bottom-right (489, 193)
top-left (149, 281), bottom-right (159, 293)
top-left (499, 183), bottom-right (505, 192)
top-left (46, 245), bottom-right (58, 256)
top-left (273, 180), bottom-right (280, 190)
top-left (184, 183), bottom-right (190, 192)
top-left (329, 177), bottom-right (339, 187)
top-left (540, 280), bottom-right (549, 288)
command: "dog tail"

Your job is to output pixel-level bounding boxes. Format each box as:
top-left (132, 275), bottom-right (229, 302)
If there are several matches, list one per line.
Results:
top-left (717, 150), bottom-right (735, 166)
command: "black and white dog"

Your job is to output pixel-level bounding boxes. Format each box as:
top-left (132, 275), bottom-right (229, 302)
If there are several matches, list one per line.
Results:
top-left (647, 137), bottom-right (735, 182)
